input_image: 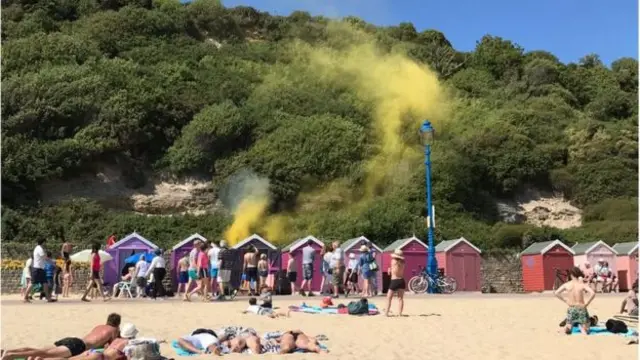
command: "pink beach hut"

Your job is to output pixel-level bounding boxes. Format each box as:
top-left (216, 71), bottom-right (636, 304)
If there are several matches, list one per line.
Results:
top-left (232, 234), bottom-right (280, 289)
top-left (104, 232), bottom-right (159, 286)
top-left (341, 236), bottom-right (383, 290)
top-left (170, 233), bottom-right (209, 290)
top-left (281, 235), bottom-right (325, 292)
top-left (571, 240), bottom-right (618, 274)
top-left (613, 242), bottom-right (639, 291)
top-left (382, 236), bottom-right (428, 292)
top-left (435, 237), bottom-right (482, 291)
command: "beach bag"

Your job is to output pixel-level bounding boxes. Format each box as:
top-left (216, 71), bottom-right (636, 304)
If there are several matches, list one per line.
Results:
top-left (606, 319), bottom-right (629, 334)
top-left (368, 254), bottom-right (378, 272)
top-left (347, 299), bottom-right (369, 315)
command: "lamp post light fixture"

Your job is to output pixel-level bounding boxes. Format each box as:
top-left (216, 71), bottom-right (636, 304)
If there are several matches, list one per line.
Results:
top-left (419, 120), bottom-right (439, 293)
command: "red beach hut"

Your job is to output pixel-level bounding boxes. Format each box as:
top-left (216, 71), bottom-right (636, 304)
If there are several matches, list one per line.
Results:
top-left (613, 242), bottom-right (639, 291)
top-left (382, 236), bottom-right (428, 292)
top-left (170, 233), bottom-right (209, 289)
top-left (281, 235), bottom-right (325, 292)
top-left (520, 240), bottom-right (574, 292)
top-left (104, 232), bottom-right (159, 286)
top-left (435, 237), bottom-right (482, 291)
top-left (341, 236), bottom-right (383, 290)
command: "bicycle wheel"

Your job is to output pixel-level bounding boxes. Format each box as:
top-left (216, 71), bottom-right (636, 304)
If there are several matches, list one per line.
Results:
top-left (408, 276), bottom-right (428, 294)
top-left (438, 276), bottom-right (458, 294)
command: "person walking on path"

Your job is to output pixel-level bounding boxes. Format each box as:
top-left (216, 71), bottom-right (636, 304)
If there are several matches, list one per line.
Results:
top-left (24, 238), bottom-right (54, 303)
top-left (81, 243), bottom-right (109, 302)
top-left (300, 244), bottom-right (316, 297)
top-left (145, 249), bottom-right (167, 299)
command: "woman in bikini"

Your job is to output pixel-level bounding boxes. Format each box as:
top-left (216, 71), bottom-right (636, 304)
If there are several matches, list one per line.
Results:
top-left (62, 255), bottom-right (73, 298)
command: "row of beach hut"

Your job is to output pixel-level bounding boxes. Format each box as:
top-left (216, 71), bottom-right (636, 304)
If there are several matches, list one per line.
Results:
top-left (520, 240), bottom-right (639, 292)
top-left (102, 232), bottom-right (638, 293)
top-left (102, 232), bottom-right (485, 292)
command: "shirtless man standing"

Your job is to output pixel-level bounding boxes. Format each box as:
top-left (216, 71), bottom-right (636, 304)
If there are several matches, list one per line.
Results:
top-left (2, 313), bottom-right (121, 360)
top-left (243, 246), bottom-right (259, 295)
top-left (385, 250), bottom-right (406, 317)
top-left (554, 266), bottom-right (596, 335)
top-left (176, 253), bottom-right (190, 298)
top-left (185, 240), bottom-right (202, 300)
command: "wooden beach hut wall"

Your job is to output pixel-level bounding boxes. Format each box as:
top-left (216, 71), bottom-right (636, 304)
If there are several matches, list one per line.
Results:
top-left (520, 240), bottom-right (574, 292)
top-left (281, 235), bottom-right (325, 292)
top-left (572, 240), bottom-right (618, 273)
top-left (170, 233), bottom-right (208, 290)
top-left (104, 232), bottom-right (159, 286)
top-left (342, 236), bottom-right (384, 291)
top-left (613, 242), bottom-right (639, 291)
top-left (382, 236), bottom-right (428, 292)
top-left (232, 234), bottom-right (279, 289)
top-left (435, 237), bottom-right (482, 291)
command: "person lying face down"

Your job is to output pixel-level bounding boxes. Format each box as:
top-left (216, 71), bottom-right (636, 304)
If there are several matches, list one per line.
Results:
top-left (176, 329), bottom-right (251, 355)
top-left (276, 330), bottom-right (325, 354)
top-left (2, 313), bottom-right (122, 360)
top-left (243, 298), bottom-right (290, 318)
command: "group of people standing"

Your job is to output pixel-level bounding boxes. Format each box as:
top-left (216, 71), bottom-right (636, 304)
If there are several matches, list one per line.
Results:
top-left (286, 241), bottom-right (380, 298)
top-left (176, 239), bottom-right (237, 301)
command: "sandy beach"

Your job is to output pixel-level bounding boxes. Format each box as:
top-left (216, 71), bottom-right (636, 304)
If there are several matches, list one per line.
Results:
top-left (1, 293), bottom-right (636, 360)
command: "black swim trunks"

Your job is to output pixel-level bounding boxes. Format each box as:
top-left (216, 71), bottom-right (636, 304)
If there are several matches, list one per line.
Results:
top-left (259, 270), bottom-right (268, 278)
top-left (246, 267), bottom-right (258, 282)
top-left (54, 337), bottom-right (87, 357)
top-left (287, 272), bottom-right (297, 283)
top-left (91, 270), bottom-right (100, 280)
top-left (32, 268), bottom-right (47, 285)
top-left (388, 278), bottom-right (406, 292)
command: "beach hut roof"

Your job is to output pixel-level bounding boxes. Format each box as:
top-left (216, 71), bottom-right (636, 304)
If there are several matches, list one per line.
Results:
top-left (342, 236), bottom-right (383, 252)
top-left (435, 237), bottom-right (482, 254)
top-left (171, 233), bottom-right (209, 250)
top-left (383, 236), bottom-right (428, 252)
top-left (233, 233), bottom-right (277, 250)
top-left (520, 240), bottom-right (573, 256)
top-left (571, 240), bottom-right (617, 255)
top-left (282, 235), bottom-right (324, 252)
top-left (612, 242), bottom-right (639, 255)
top-left (112, 232), bottom-right (158, 249)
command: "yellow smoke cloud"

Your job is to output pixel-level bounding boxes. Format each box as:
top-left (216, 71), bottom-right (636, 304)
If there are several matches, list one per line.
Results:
top-left (291, 22), bottom-right (448, 203)
top-left (221, 22), bottom-right (449, 242)
top-left (220, 170), bottom-right (271, 246)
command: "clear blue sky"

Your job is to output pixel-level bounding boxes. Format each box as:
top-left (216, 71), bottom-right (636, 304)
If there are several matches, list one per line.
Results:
top-left (220, 0), bottom-right (638, 65)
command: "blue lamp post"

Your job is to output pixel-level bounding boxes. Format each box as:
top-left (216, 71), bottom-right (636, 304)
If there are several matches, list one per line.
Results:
top-left (420, 120), bottom-right (439, 293)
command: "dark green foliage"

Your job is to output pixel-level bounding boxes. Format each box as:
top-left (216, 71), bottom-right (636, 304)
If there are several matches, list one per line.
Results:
top-left (1, 1), bottom-right (637, 248)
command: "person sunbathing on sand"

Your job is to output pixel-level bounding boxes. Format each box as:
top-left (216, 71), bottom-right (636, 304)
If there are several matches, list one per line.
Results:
top-left (2, 314), bottom-right (121, 360)
top-left (620, 290), bottom-right (639, 316)
top-left (554, 267), bottom-right (596, 335)
top-left (278, 330), bottom-right (325, 354)
top-left (32, 323), bottom-right (140, 360)
top-left (242, 297), bottom-right (290, 318)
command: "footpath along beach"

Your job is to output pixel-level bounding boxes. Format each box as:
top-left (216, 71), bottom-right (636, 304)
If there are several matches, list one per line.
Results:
top-left (0, 293), bottom-right (636, 360)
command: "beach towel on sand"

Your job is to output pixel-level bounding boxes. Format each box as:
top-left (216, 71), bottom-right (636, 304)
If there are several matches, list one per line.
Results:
top-left (288, 303), bottom-right (379, 315)
top-left (570, 326), bottom-right (638, 337)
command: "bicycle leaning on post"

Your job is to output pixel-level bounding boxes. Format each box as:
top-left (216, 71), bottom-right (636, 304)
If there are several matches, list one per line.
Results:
top-left (408, 266), bottom-right (458, 294)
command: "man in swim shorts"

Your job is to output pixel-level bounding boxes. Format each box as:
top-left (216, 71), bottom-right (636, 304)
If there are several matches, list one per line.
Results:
top-left (185, 239), bottom-right (202, 298)
top-left (41, 323), bottom-right (140, 360)
top-left (3, 314), bottom-right (121, 360)
top-left (385, 250), bottom-right (406, 317)
top-left (554, 266), bottom-right (596, 335)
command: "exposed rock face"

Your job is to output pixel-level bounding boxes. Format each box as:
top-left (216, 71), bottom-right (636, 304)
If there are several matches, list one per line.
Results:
top-left (39, 166), bottom-right (219, 215)
top-left (497, 189), bottom-right (582, 229)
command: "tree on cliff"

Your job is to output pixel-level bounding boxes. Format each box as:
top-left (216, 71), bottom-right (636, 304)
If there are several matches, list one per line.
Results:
top-left (1, 0), bottom-right (637, 248)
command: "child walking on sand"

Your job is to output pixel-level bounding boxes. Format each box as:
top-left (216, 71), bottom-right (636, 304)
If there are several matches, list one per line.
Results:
top-left (554, 266), bottom-right (596, 335)
top-left (385, 250), bottom-right (406, 317)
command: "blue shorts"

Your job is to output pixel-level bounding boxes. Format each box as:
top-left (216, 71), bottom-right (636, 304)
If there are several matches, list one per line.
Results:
top-left (363, 271), bottom-right (374, 280)
top-left (179, 271), bottom-right (188, 284)
top-left (210, 268), bottom-right (218, 278)
top-left (188, 269), bottom-right (199, 280)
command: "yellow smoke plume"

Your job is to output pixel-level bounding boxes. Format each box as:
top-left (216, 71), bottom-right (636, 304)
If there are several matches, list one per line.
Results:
top-left (220, 170), bottom-right (270, 246)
